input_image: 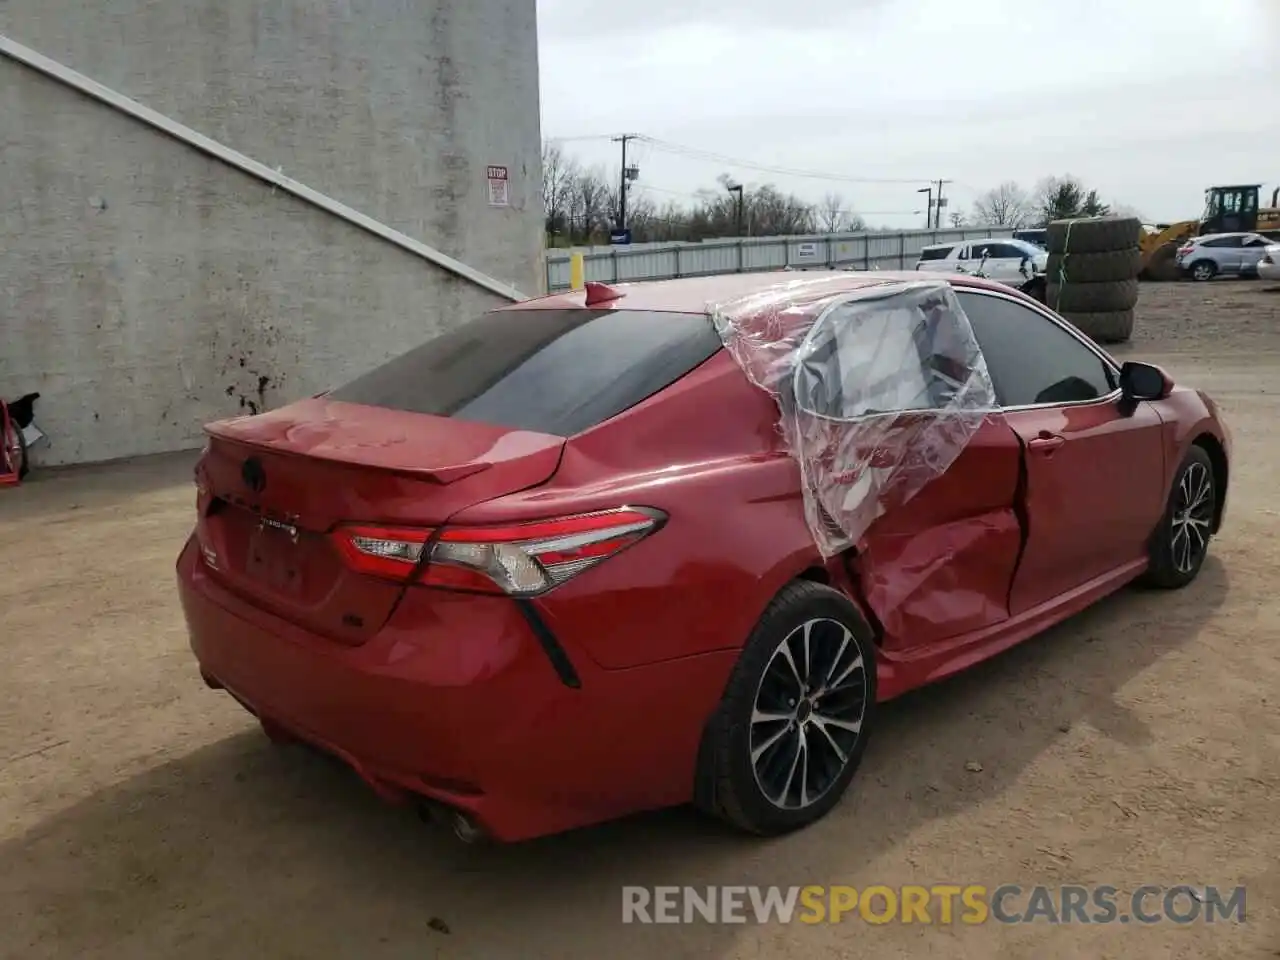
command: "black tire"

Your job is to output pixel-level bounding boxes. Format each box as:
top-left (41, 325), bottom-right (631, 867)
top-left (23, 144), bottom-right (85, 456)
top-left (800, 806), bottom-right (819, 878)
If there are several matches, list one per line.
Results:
top-left (1059, 309), bottom-right (1135, 344)
top-left (695, 580), bottom-right (876, 836)
top-left (1018, 276), bottom-right (1047, 304)
top-left (1140, 446), bottom-right (1216, 589)
top-left (1046, 248), bottom-right (1141, 284)
top-left (1187, 259), bottom-right (1218, 282)
top-left (1046, 217), bottom-right (1142, 255)
top-left (1048, 278), bottom-right (1140, 313)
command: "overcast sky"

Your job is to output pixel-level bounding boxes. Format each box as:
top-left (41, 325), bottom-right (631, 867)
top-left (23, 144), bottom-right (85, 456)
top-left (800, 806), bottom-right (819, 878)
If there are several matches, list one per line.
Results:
top-left (537, 0), bottom-right (1280, 227)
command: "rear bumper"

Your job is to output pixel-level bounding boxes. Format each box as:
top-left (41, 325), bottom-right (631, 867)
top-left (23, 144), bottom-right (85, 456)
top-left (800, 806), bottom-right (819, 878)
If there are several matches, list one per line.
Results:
top-left (176, 537), bottom-right (736, 841)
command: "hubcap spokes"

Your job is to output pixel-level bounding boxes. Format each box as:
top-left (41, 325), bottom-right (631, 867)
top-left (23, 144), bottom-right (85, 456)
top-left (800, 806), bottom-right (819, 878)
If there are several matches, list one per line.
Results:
top-left (750, 618), bottom-right (867, 810)
top-left (1170, 461), bottom-right (1213, 575)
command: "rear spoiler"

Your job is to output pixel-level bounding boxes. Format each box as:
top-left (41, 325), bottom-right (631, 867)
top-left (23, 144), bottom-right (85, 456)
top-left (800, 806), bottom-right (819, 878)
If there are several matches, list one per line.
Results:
top-left (202, 420), bottom-right (494, 485)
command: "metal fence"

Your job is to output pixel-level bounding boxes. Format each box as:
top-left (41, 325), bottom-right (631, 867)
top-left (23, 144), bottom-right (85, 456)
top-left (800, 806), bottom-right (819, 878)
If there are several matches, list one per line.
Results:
top-left (545, 226), bottom-right (1016, 291)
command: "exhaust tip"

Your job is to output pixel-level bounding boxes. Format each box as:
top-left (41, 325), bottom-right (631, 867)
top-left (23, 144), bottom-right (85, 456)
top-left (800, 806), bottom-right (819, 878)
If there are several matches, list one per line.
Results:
top-left (416, 801), bottom-right (487, 844)
top-left (452, 812), bottom-right (486, 844)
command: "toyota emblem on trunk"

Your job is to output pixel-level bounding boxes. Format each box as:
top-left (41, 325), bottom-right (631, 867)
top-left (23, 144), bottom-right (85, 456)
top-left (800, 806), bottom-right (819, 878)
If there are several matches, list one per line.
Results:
top-left (241, 456), bottom-right (266, 493)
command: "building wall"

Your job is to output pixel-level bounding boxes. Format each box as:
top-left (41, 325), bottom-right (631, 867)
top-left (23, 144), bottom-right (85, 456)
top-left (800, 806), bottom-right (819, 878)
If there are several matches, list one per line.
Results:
top-left (0, 0), bottom-right (543, 466)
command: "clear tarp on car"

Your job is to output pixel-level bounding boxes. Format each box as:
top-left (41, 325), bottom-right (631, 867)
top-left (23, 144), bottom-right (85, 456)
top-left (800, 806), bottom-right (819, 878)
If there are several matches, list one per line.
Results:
top-left (709, 278), bottom-right (998, 556)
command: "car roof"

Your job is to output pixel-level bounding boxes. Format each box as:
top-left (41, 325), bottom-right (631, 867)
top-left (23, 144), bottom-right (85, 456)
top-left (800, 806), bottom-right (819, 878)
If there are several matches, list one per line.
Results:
top-left (1194, 232), bottom-right (1252, 241)
top-left (509, 271), bottom-right (1024, 315)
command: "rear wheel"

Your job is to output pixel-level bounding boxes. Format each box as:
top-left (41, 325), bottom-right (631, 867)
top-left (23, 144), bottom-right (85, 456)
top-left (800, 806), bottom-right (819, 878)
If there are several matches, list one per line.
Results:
top-left (1141, 446), bottom-right (1216, 589)
top-left (695, 580), bottom-right (876, 835)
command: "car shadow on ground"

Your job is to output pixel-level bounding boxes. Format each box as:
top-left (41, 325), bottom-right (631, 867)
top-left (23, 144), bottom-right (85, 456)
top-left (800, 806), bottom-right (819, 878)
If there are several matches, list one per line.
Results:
top-left (0, 559), bottom-right (1229, 959)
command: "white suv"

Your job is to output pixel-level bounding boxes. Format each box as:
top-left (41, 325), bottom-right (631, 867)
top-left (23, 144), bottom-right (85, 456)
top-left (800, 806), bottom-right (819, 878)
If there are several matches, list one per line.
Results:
top-left (915, 238), bottom-right (1048, 288)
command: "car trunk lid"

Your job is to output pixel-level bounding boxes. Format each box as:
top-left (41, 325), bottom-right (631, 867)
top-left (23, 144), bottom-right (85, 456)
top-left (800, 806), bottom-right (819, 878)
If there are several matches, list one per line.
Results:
top-left (195, 397), bottom-right (564, 644)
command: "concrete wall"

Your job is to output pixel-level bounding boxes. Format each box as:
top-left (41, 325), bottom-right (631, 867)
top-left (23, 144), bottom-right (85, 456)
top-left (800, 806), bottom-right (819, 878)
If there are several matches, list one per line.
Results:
top-left (0, 0), bottom-right (543, 466)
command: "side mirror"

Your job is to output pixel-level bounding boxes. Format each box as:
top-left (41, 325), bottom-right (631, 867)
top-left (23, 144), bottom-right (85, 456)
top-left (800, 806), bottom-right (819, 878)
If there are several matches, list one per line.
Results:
top-left (1119, 361), bottom-right (1173, 401)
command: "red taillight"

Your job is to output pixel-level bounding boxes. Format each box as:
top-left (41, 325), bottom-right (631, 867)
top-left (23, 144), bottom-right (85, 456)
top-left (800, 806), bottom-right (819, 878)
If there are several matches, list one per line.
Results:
top-left (332, 508), bottom-right (664, 596)
top-left (1177, 245), bottom-right (1194, 256)
top-left (333, 525), bottom-right (434, 581)
top-left (193, 474), bottom-right (218, 567)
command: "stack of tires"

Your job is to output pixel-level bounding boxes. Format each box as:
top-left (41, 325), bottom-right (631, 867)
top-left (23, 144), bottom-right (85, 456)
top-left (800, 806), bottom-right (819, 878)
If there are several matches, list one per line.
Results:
top-left (1045, 216), bottom-right (1142, 344)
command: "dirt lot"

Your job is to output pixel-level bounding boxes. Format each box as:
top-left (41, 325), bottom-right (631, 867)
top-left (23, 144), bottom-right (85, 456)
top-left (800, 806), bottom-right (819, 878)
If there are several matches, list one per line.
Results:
top-left (3, 280), bottom-right (1280, 960)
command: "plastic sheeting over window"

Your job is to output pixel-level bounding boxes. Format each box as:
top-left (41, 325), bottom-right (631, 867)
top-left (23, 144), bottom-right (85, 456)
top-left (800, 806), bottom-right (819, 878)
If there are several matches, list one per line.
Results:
top-left (710, 278), bottom-right (998, 556)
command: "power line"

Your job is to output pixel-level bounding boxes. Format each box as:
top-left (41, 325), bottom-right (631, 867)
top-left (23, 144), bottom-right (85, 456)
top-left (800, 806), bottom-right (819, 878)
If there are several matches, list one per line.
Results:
top-left (544, 134), bottom-right (620, 143)
top-left (637, 136), bottom-right (938, 185)
top-left (631, 183), bottom-right (921, 216)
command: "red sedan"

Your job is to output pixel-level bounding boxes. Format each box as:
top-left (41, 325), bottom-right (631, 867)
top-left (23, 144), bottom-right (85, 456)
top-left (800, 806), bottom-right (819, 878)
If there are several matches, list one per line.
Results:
top-left (177, 271), bottom-right (1231, 842)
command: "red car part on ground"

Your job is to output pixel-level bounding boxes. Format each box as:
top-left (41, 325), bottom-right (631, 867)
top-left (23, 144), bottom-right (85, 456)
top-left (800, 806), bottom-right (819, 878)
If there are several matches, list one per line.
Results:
top-left (177, 272), bottom-right (1230, 842)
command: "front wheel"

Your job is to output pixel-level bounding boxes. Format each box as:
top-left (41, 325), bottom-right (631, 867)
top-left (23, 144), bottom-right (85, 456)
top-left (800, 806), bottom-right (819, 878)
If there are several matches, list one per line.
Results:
top-left (1189, 260), bottom-right (1217, 282)
top-left (695, 580), bottom-right (876, 836)
top-left (1141, 446), bottom-right (1216, 589)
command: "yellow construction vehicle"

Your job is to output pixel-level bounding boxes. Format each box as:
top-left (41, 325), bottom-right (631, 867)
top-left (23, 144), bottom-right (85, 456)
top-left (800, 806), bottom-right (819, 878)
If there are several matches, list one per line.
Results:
top-left (1141, 184), bottom-right (1280, 280)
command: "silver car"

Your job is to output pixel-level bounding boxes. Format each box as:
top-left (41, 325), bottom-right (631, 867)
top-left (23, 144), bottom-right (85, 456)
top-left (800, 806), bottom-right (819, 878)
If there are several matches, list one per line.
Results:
top-left (1259, 244), bottom-right (1280, 282)
top-left (1176, 232), bottom-right (1275, 281)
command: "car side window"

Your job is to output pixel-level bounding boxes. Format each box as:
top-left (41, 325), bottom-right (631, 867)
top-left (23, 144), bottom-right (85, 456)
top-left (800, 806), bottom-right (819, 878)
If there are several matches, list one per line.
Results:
top-left (955, 291), bottom-right (1117, 408)
top-left (918, 245), bottom-right (955, 262)
top-left (988, 243), bottom-right (1028, 259)
top-left (1203, 236), bottom-right (1243, 248)
top-left (1244, 235), bottom-right (1269, 247)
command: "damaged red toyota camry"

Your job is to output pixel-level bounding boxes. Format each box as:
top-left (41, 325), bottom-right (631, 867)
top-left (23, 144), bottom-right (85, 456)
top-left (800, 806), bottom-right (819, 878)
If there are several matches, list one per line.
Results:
top-left (177, 271), bottom-right (1231, 843)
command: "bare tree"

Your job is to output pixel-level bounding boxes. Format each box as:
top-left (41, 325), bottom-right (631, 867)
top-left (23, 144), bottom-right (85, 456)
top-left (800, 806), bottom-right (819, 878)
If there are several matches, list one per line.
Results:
top-left (575, 166), bottom-right (611, 243)
top-left (949, 211), bottom-right (968, 228)
top-left (818, 193), bottom-right (864, 233)
top-left (544, 147), bottom-right (828, 244)
top-left (541, 141), bottom-right (581, 243)
top-left (972, 181), bottom-right (1033, 228)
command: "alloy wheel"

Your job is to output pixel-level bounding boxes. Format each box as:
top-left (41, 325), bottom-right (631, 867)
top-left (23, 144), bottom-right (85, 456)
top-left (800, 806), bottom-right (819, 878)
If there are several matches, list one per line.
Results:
top-left (1171, 461), bottom-right (1213, 575)
top-left (1192, 262), bottom-right (1215, 282)
top-left (750, 618), bottom-right (868, 810)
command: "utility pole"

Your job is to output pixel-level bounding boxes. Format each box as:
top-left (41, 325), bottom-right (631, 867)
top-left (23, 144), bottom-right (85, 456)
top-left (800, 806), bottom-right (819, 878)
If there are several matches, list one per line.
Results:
top-left (934, 179), bottom-right (951, 229)
top-left (917, 187), bottom-right (933, 229)
top-left (727, 182), bottom-right (745, 236)
top-left (613, 134), bottom-right (639, 231)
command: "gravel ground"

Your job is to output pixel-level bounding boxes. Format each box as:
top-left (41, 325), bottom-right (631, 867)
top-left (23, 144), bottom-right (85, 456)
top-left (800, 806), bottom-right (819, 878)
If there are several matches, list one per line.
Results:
top-left (3, 280), bottom-right (1280, 959)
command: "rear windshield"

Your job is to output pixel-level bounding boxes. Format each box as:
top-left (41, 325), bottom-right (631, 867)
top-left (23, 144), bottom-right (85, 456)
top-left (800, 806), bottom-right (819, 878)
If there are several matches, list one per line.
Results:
top-left (918, 246), bottom-right (954, 261)
top-left (328, 308), bottom-right (723, 436)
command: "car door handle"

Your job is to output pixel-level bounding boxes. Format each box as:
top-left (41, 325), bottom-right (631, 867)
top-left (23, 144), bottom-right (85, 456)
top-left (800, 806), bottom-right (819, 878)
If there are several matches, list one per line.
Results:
top-left (1028, 432), bottom-right (1065, 453)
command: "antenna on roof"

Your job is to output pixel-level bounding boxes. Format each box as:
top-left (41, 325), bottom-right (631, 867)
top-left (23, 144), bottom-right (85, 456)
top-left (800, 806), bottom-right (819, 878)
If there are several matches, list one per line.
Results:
top-left (584, 281), bottom-right (626, 307)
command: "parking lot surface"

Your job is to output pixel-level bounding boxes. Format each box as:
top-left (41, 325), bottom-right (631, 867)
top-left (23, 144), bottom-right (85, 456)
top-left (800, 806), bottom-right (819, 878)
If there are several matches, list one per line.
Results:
top-left (3, 281), bottom-right (1279, 959)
